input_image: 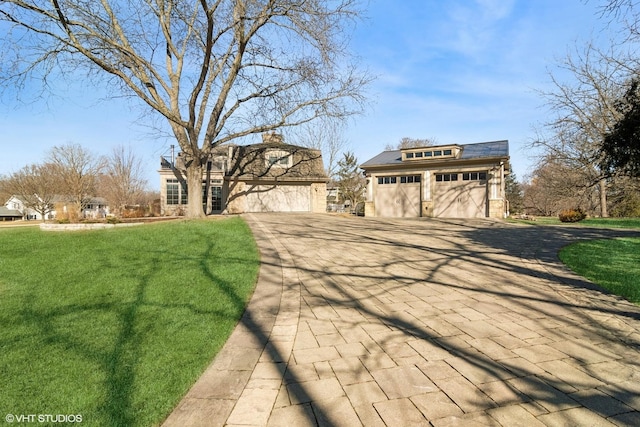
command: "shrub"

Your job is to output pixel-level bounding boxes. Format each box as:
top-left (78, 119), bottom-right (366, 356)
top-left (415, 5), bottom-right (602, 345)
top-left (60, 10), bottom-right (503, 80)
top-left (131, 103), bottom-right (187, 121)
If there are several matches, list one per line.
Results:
top-left (106, 216), bottom-right (120, 224)
top-left (559, 208), bottom-right (587, 223)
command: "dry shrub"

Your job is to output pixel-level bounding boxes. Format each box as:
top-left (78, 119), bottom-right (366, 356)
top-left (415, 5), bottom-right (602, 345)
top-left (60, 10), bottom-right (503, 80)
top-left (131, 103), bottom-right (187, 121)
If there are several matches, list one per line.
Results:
top-left (559, 208), bottom-right (587, 223)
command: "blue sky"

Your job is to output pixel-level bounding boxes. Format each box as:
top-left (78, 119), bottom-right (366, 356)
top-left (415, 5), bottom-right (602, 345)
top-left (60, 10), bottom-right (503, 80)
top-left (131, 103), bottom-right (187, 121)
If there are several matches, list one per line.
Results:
top-left (0, 0), bottom-right (621, 189)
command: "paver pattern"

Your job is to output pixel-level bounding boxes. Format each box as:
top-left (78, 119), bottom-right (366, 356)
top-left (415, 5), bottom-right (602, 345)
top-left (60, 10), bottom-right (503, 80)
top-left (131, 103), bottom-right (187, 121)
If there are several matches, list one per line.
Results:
top-left (164, 213), bottom-right (640, 426)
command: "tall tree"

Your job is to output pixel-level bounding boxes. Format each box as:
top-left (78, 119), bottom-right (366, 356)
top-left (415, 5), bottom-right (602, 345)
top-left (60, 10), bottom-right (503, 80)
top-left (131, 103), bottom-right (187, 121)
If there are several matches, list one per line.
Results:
top-left (336, 151), bottom-right (365, 212)
top-left (291, 118), bottom-right (349, 179)
top-left (601, 77), bottom-right (640, 177)
top-left (48, 144), bottom-right (105, 219)
top-left (504, 171), bottom-right (524, 215)
top-left (3, 163), bottom-right (58, 221)
top-left (99, 145), bottom-right (149, 216)
top-left (533, 43), bottom-right (632, 217)
top-left (0, 1), bottom-right (369, 218)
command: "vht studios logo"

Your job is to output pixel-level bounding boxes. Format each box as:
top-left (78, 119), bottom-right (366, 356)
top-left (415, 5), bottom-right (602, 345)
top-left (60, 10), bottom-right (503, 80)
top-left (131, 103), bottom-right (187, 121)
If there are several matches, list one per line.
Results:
top-left (5, 414), bottom-right (83, 423)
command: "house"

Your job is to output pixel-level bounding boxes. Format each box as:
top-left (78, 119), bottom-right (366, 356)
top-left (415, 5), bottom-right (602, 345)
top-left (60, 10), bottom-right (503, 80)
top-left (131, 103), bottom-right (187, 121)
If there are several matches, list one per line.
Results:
top-left (158, 133), bottom-right (328, 215)
top-left (360, 140), bottom-right (510, 218)
top-left (4, 195), bottom-right (47, 220)
top-left (4, 195), bottom-right (109, 221)
top-left (0, 206), bottom-right (23, 221)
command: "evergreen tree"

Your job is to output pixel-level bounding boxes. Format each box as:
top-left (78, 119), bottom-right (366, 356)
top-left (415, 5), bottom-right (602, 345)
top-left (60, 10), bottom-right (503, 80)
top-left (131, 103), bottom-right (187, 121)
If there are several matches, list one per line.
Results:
top-left (336, 152), bottom-right (366, 213)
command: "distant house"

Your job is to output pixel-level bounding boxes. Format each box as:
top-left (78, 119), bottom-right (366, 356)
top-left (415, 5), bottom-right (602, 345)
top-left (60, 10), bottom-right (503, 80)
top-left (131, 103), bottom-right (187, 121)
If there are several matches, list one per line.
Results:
top-left (0, 206), bottom-right (23, 221)
top-left (4, 195), bottom-right (48, 220)
top-left (158, 133), bottom-right (328, 215)
top-left (360, 140), bottom-right (510, 218)
top-left (3, 195), bottom-right (109, 221)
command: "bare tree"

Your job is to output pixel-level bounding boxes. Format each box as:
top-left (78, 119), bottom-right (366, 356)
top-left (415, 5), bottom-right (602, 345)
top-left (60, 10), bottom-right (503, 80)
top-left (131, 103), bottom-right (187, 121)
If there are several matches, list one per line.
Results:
top-left (99, 145), bottom-right (148, 217)
top-left (0, 174), bottom-right (11, 204)
top-left (3, 163), bottom-right (58, 221)
top-left (523, 154), bottom-right (602, 216)
top-left (385, 137), bottom-right (437, 150)
top-left (48, 144), bottom-right (105, 219)
top-left (532, 42), bottom-right (633, 217)
top-left (0, 1), bottom-right (369, 218)
top-left (290, 118), bottom-right (349, 179)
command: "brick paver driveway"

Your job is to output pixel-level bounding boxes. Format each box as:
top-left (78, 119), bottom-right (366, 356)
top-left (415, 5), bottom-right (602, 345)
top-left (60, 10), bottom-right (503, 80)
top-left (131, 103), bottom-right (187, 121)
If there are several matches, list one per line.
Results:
top-left (165, 213), bottom-right (640, 427)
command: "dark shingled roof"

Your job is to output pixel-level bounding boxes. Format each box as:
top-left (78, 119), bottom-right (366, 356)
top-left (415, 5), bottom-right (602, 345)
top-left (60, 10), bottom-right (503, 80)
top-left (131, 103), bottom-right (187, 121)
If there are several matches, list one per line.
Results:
top-left (361, 140), bottom-right (509, 168)
top-left (0, 206), bottom-right (22, 217)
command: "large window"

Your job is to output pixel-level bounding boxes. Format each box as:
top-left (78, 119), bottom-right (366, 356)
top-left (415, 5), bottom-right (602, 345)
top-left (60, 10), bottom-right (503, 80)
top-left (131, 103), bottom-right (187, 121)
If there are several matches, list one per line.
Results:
top-left (211, 187), bottom-right (222, 211)
top-left (181, 181), bottom-right (188, 204)
top-left (166, 178), bottom-right (188, 205)
top-left (166, 179), bottom-right (179, 205)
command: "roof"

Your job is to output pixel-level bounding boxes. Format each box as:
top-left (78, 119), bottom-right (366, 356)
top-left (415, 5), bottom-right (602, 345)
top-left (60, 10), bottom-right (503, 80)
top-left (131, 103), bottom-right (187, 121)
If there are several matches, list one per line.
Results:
top-left (360, 140), bottom-right (509, 168)
top-left (0, 206), bottom-right (22, 217)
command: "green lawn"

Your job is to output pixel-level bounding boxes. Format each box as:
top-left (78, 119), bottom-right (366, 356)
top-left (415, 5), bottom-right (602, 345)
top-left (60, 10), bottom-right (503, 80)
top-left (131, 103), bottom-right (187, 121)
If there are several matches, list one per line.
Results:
top-left (509, 216), bottom-right (640, 228)
top-left (508, 216), bottom-right (640, 304)
top-left (0, 218), bottom-right (260, 426)
top-left (559, 238), bottom-right (640, 304)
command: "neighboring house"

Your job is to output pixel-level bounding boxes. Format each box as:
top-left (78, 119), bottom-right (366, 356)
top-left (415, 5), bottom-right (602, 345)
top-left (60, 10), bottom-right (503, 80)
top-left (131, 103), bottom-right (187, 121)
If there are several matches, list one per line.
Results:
top-left (4, 195), bottom-right (48, 220)
top-left (4, 195), bottom-right (110, 221)
top-left (0, 206), bottom-right (23, 221)
top-left (360, 140), bottom-right (510, 218)
top-left (82, 198), bottom-right (109, 219)
top-left (158, 133), bottom-right (328, 215)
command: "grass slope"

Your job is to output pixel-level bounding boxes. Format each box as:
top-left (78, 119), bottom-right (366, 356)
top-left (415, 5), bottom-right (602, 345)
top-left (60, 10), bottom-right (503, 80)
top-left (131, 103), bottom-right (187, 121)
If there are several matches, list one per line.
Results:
top-left (559, 237), bottom-right (640, 304)
top-left (0, 218), bottom-right (259, 426)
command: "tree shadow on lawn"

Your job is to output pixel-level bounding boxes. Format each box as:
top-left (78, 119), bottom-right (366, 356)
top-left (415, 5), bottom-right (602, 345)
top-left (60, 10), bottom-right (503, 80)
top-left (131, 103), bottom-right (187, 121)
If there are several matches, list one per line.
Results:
top-left (245, 214), bottom-right (640, 425)
top-left (7, 241), bottom-right (258, 427)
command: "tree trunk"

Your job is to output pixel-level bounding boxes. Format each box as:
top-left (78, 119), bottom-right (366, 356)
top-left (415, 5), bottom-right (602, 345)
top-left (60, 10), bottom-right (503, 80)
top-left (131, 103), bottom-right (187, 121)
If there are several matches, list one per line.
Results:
top-left (599, 178), bottom-right (609, 218)
top-left (186, 164), bottom-right (205, 218)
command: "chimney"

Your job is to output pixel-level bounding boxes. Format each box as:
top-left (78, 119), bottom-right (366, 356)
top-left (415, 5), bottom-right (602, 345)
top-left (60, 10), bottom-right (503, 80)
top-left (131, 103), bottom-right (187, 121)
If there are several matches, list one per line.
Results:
top-left (262, 132), bottom-right (284, 144)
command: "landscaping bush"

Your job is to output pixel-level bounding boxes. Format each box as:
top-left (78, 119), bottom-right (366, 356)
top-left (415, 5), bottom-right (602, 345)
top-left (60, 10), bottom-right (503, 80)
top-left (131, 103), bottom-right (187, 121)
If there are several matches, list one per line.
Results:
top-left (558, 208), bottom-right (587, 223)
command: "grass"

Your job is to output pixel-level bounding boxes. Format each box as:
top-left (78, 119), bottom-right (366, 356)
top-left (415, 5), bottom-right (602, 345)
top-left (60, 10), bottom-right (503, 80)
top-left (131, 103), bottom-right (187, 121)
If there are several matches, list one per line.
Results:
top-left (0, 218), bottom-right (260, 426)
top-left (559, 238), bottom-right (640, 304)
top-left (508, 216), bottom-right (640, 229)
top-left (508, 216), bottom-right (640, 304)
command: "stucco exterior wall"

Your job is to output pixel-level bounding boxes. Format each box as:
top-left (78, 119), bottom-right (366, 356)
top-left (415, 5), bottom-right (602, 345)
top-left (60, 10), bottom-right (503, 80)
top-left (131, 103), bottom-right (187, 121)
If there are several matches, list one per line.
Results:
top-left (310, 183), bottom-right (327, 213)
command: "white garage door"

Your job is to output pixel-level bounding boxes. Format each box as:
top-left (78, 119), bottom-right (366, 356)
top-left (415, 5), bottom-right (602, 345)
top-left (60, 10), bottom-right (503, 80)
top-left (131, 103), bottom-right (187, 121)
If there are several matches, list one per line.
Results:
top-left (374, 175), bottom-right (421, 217)
top-left (433, 172), bottom-right (487, 218)
top-left (244, 184), bottom-right (310, 212)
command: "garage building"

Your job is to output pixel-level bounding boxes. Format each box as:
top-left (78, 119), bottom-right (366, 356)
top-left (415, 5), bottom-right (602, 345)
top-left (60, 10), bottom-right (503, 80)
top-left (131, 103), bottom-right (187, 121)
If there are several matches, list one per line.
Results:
top-left (360, 141), bottom-right (510, 219)
top-left (159, 133), bottom-right (327, 215)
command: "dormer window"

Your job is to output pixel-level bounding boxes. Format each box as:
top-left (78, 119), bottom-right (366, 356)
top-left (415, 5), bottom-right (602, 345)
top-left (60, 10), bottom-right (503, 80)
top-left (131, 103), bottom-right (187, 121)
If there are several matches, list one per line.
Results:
top-left (266, 150), bottom-right (292, 168)
top-left (402, 145), bottom-right (460, 161)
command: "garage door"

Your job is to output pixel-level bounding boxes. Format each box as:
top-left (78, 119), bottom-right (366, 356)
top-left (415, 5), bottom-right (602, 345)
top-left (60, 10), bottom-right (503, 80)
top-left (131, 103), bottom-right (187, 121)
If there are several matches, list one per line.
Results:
top-left (433, 172), bottom-right (487, 218)
top-left (245, 184), bottom-right (310, 212)
top-left (375, 175), bottom-right (421, 217)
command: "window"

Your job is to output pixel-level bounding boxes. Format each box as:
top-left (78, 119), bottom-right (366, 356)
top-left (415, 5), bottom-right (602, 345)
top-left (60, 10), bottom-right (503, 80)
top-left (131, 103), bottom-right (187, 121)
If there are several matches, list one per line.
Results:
top-left (400, 175), bottom-right (421, 184)
top-left (211, 186), bottom-right (222, 211)
top-left (403, 147), bottom-right (457, 160)
top-left (462, 171), bottom-right (487, 181)
top-left (377, 176), bottom-right (397, 185)
top-left (266, 150), bottom-right (292, 167)
top-left (166, 179), bottom-right (179, 205)
top-left (180, 181), bottom-right (188, 204)
top-left (435, 173), bottom-right (458, 182)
